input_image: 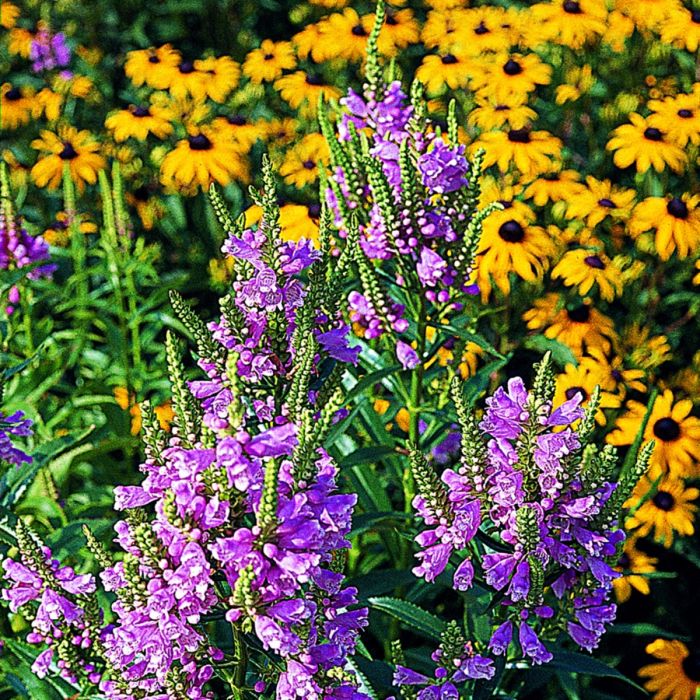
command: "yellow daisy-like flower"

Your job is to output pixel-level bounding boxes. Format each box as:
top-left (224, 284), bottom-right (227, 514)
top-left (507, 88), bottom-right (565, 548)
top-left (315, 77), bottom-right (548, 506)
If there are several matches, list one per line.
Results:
top-left (376, 8), bottom-right (420, 56)
top-left (523, 170), bottom-right (584, 206)
top-left (453, 6), bottom-right (512, 55)
top-left (160, 128), bottom-right (249, 193)
top-left (563, 176), bottom-right (636, 227)
top-left (33, 88), bottom-right (63, 122)
top-left (648, 93), bottom-right (700, 147)
top-left (243, 40), bottom-right (296, 85)
top-left (639, 639), bottom-right (700, 700)
top-left (606, 113), bottom-right (687, 173)
top-left (243, 203), bottom-right (320, 246)
top-left (416, 52), bottom-right (473, 94)
top-left (124, 45), bottom-right (181, 90)
top-left (274, 71), bottom-right (342, 117)
top-left (1, 2), bottom-right (20, 29)
top-left (661, 6), bottom-right (700, 52)
top-left (261, 118), bottom-right (298, 146)
top-left (620, 323), bottom-right (672, 372)
top-left (105, 104), bottom-right (174, 142)
top-left (551, 248), bottom-right (624, 301)
top-left (616, 0), bottom-right (681, 31)
top-left (31, 126), bottom-right (105, 192)
top-left (582, 347), bottom-right (646, 400)
top-left (468, 94), bottom-right (537, 132)
top-left (475, 202), bottom-right (556, 300)
top-left (166, 58), bottom-right (213, 101)
top-left (555, 64), bottom-right (595, 105)
top-left (42, 210), bottom-right (97, 247)
top-left (421, 7), bottom-right (469, 51)
top-left (553, 361), bottom-right (621, 424)
top-left (211, 115), bottom-right (264, 153)
top-left (8, 28), bottom-right (33, 58)
top-left (629, 195), bottom-right (700, 261)
top-left (625, 470), bottom-right (698, 546)
top-left (194, 56), bottom-right (240, 103)
top-left (525, 299), bottom-right (616, 358)
top-left (471, 53), bottom-right (552, 100)
top-left (279, 134), bottom-right (329, 188)
top-left (0, 83), bottom-right (34, 130)
top-left (608, 391), bottom-right (700, 478)
top-left (531, 0), bottom-right (607, 48)
top-left (476, 127), bottom-right (562, 179)
top-left (316, 8), bottom-right (373, 62)
top-left (612, 538), bottom-right (657, 604)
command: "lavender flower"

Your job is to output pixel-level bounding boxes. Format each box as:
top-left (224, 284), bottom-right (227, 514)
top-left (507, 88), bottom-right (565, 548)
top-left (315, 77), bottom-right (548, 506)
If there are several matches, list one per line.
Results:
top-left (0, 410), bottom-right (33, 466)
top-left (30, 29), bottom-right (71, 72)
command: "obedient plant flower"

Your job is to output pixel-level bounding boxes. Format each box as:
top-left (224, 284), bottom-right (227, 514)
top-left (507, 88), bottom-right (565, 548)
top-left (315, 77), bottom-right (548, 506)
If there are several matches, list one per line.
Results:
top-left (29, 26), bottom-right (71, 73)
top-left (2, 162), bottom-right (368, 699)
top-left (409, 354), bottom-right (655, 668)
top-left (320, 5), bottom-right (500, 367)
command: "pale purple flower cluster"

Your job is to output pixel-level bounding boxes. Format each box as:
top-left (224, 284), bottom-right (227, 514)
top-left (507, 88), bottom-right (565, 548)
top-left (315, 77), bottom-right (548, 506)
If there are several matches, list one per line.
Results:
top-left (412, 375), bottom-right (624, 666)
top-left (29, 30), bottom-right (71, 72)
top-left (0, 410), bottom-right (33, 466)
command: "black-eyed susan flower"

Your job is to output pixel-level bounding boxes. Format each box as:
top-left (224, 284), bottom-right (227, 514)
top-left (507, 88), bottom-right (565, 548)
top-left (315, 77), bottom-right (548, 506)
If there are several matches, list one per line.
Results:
top-left (555, 64), bottom-right (595, 105)
top-left (616, 0), bottom-right (680, 30)
top-left (524, 297), bottom-right (616, 357)
top-left (625, 470), bottom-right (698, 546)
top-left (468, 93), bottom-right (537, 131)
top-left (31, 126), bottom-right (105, 192)
top-left (166, 58), bottom-right (213, 101)
top-left (415, 52), bottom-right (473, 94)
top-left (292, 23), bottom-right (324, 62)
top-left (476, 127), bottom-right (562, 179)
top-left (531, 0), bottom-right (607, 49)
top-left (475, 202), bottom-right (556, 300)
top-left (211, 115), bottom-right (264, 153)
top-left (126, 183), bottom-right (166, 231)
top-left (648, 93), bottom-right (700, 147)
top-left (245, 203), bottom-right (321, 246)
top-left (242, 40), bottom-right (296, 85)
top-left (551, 248), bottom-right (624, 301)
top-left (42, 210), bottom-right (97, 247)
top-left (262, 118), bottom-right (298, 146)
top-left (316, 8), bottom-right (373, 61)
top-left (612, 538), bottom-right (657, 604)
top-left (553, 360), bottom-right (622, 424)
top-left (8, 27), bottom-right (32, 58)
top-left (194, 56), bottom-right (240, 103)
top-left (0, 83), bottom-right (34, 130)
top-left (639, 639), bottom-right (700, 700)
top-left (376, 8), bottom-right (420, 56)
top-left (630, 195), bottom-right (700, 261)
top-left (607, 114), bottom-right (687, 173)
top-left (32, 87), bottom-right (63, 122)
top-left (659, 5), bottom-right (700, 50)
top-left (608, 391), bottom-right (700, 478)
top-left (471, 52), bottom-right (552, 100)
top-left (124, 44), bottom-right (181, 90)
top-left (279, 134), bottom-right (329, 188)
top-left (621, 323), bottom-right (672, 371)
top-left (1, 2), bottom-right (20, 29)
top-left (524, 169), bottom-right (584, 206)
top-left (160, 127), bottom-right (249, 192)
top-left (105, 104), bottom-right (174, 142)
top-left (274, 72), bottom-right (342, 117)
top-left (454, 6), bottom-right (512, 55)
top-left (421, 7), bottom-right (469, 50)
top-left (582, 347), bottom-right (646, 399)
top-left (563, 176), bottom-right (636, 227)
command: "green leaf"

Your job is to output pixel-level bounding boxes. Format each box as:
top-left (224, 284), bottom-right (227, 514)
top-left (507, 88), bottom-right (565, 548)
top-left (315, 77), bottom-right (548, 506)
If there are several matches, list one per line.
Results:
top-left (523, 335), bottom-right (577, 367)
top-left (368, 596), bottom-right (445, 641)
top-left (548, 651), bottom-right (646, 693)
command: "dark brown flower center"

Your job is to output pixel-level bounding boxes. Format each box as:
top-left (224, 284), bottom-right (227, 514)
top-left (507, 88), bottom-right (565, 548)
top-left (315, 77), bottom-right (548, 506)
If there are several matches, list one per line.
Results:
top-left (351, 24), bottom-right (368, 37)
top-left (5, 87), bottom-right (21, 101)
top-left (188, 134), bottom-right (212, 151)
top-left (678, 108), bottom-right (694, 118)
top-left (178, 61), bottom-right (195, 74)
top-left (227, 114), bottom-right (247, 126)
top-left (643, 127), bottom-right (663, 141)
top-left (567, 305), bottom-right (590, 323)
top-left (498, 220), bottom-right (525, 242)
top-left (565, 386), bottom-right (587, 401)
top-left (653, 417), bottom-right (681, 442)
top-left (692, 9), bottom-right (700, 23)
top-left (474, 21), bottom-right (490, 34)
top-left (652, 490), bottom-right (675, 511)
top-left (133, 185), bottom-right (150, 202)
top-left (611, 369), bottom-right (623, 382)
top-left (442, 54), bottom-right (458, 64)
top-left (667, 197), bottom-right (689, 219)
top-left (563, 0), bottom-right (582, 13)
top-left (503, 58), bottom-right (523, 76)
top-left (598, 198), bottom-right (615, 208)
top-left (682, 653), bottom-right (700, 682)
top-left (264, 53), bottom-right (274, 60)
top-left (305, 73), bottom-right (324, 86)
top-left (131, 106), bottom-right (150, 118)
top-left (148, 54), bottom-right (160, 64)
top-left (302, 160), bottom-right (315, 170)
top-left (617, 552), bottom-right (631, 569)
top-left (584, 255), bottom-right (606, 269)
top-left (59, 142), bottom-right (78, 160)
top-left (508, 128), bottom-right (531, 143)
top-left (386, 14), bottom-right (398, 25)
top-left (307, 203), bottom-right (321, 218)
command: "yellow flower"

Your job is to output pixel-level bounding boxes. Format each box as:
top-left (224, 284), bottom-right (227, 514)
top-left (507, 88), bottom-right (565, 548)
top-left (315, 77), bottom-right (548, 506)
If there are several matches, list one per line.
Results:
top-left (416, 52), bottom-right (473, 94)
top-left (31, 126), bottom-right (105, 192)
top-left (274, 71), bottom-right (342, 117)
top-left (471, 53), bottom-right (552, 101)
top-left (639, 639), bottom-right (700, 700)
top-left (43, 210), bottom-right (97, 247)
top-left (523, 170), bottom-right (584, 206)
top-left (630, 195), bottom-right (700, 261)
top-left (524, 297), bottom-right (616, 358)
top-left (606, 113), bottom-right (687, 173)
top-left (194, 56), bottom-right (240, 103)
top-left (261, 118), bottom-right (298, 146)
top-left (468, 93), bottom-right (537, 131)
top-left (647, 93), bottom-right (700, 147)
top-left (582, 346), bottom-right (646, 400)
top-left (115, 388), bottom-right (174, 435)
top-left (160, 128), bottom-right (249, 192)
top-left (555, 64), bottom-right (595, 105)
top-left (625, 470), bottom-right (698, 546)
top-left (612, 538), bottom-right (657, 604)
top-left (8, 28), bottom-right (32, 58)
top-left (0, 83), bottom-right (34, 130)
top-left (105, 104), bottom-right (174, 142)
top-left (553, 361), bottom-right (621, 425)
top-left (551, 248), bottom-right (624, 301)
top-left (292, 23), bottom-right (324, 62)
top-left (279, 134), bottom-right (330, 188)
top-left (1, 2), bottom-right (20, 29)
top-left (33, 88), bottom-right (63, 122)
top-left (531, 0), bottom-right (607, 48)
top-left (243, 40), bottom-right (296, 84)
top-left (660, 6), bottom-right (700, 51)
top-left (315, 8), bottom-right (373, 62)
top-left (563, 176), bottom-right (636, 227)
top-left (421, 7), bottom-right (470, 50)
top-left (476, 127), bottom-right (562, 179)
top-left (375, 8), bottom-right (420, 56)
top-left (210, 115), bottom-right (264, 153)
top-left (608, 390), bottom-right (700, 478)
top-left (244, 203), bottom-right (320, 246)
top-left (475, 202), bottom-right (556, 300)
top-left (126, 184), bottom-right (166, 231)
top-left (125, 45), bottom-right (181, 90)
top-left (616, 0), bottom-right (681, 31)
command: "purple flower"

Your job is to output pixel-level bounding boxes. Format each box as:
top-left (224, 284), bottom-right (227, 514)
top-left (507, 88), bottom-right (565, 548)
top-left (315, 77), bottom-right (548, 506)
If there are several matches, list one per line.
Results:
top-left (397, 340), bottom-right (420, 370)
top-left (518, 622), bottom-right (552, 665)
top-left (453, 559), bottom-right (474, 591)
top-left (488, 620), bottom-right (513, 655)
top-left (419, 140), bottom-right (469, 194)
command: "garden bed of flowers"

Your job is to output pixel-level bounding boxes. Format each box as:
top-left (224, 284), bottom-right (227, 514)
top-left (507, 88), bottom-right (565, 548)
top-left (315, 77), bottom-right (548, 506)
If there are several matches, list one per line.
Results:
top-left (1, 0), bottom-right (699, 698)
